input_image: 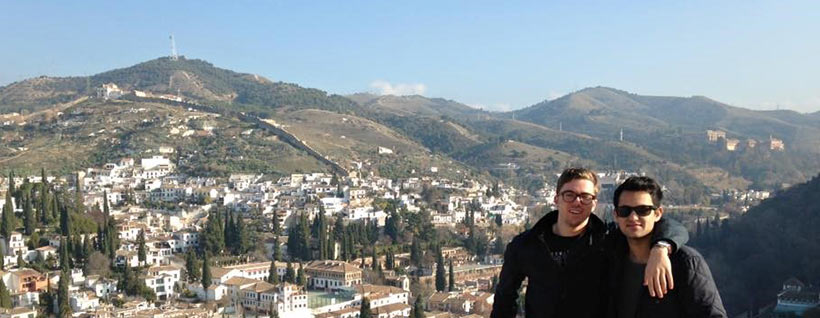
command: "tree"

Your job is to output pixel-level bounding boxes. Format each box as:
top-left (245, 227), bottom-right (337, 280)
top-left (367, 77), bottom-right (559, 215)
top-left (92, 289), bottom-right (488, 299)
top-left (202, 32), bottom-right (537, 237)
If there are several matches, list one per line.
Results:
top-left (493, 235), bottom-right (506, 255)
top-left (385, 249), bottom-right (394, 270)
top-left (201, 253), bottom-right (212, 289)
top-left (410, 238), bottom-right (422, 267)
top-left (234, 213), bottom-right (250, 255)
top-left (318, 210), bottom-right (329, 260)
top-left (58, 270), bottom-right (72, 318)
top-left (297, 263), bottom-right (306, 286)
top-left (16, 254), bottom-right (25, 268)
top-left (1, 190), bottom-right (15, 239)
top-left (360, 297), bottom-right (372, 318)
top-left (59, 237), bottom-right (70, 270)
top-left (28, 231), bottom-right (40, 250)
top-left (271, 210), bottom-right (281, 235)
top-left (384, 210), bottom-right (402, 243)
top-left (84, 252), bottom-right (110, 277)
top-left (74, 173), bottom-right (85, 213)
top-left (268, 260), bottom-right (279, 284)
top-left (201, 210), bottom-right (224, 255)
top-left (448, 260), bottom-right (455, 291)
top-left (185, 250), bottom-right (200, 282)
top-left (0, 279), bottom-right (10, 308)
top-left (411, 296), bottom-right (425, 318)
top-left (137, 230), bottom-right (147, 266)
top-left (299, 213), bottom-right (312, 260)
top-left (435, 248), bottom-right (446, 292)
top-left (23, 192), bottom-right (34, 235)
top-left (272, 237), bottom-right (282, 261)
top-left (0, 248), bottom-right (4, 269)
top-left (60, 201), bottom-right (71, 236)
top-left (284, 261), bottom-right (295, 283)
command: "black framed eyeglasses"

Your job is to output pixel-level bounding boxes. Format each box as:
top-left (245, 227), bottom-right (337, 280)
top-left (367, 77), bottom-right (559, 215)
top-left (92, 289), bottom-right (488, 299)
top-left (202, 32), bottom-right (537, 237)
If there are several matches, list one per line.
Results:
top-left (560, 191), bottom-right (597, 205)
top-left (615, 205), bottom-right (656, 217)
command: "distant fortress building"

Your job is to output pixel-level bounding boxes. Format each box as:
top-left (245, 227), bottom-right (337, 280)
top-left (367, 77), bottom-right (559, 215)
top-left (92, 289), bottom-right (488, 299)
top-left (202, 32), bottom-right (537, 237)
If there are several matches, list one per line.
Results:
top-left (705, 129), bottom-right (784, 152)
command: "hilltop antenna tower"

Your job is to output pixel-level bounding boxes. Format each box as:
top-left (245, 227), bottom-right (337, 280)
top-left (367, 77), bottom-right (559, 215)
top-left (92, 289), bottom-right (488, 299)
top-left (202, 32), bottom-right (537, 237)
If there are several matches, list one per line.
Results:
top-left (169, 35), bottom-right (178, 61)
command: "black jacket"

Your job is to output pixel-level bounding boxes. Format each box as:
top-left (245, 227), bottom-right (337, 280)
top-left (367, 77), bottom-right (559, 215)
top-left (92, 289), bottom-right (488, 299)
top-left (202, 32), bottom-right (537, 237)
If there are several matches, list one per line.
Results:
top-left (491, 211), bottom-right (688, 318)
top-left (607, 236), bottom-right (727, 318)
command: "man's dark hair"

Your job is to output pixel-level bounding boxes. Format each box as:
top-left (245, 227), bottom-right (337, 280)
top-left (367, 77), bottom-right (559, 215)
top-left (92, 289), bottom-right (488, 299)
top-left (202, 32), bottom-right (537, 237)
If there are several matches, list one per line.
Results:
top-left (613, 176), bottom-right (663, 208)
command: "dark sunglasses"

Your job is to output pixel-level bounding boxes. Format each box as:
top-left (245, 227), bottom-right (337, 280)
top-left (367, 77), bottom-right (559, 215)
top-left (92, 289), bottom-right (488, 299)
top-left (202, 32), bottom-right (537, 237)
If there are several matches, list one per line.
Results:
top-left (615, 205), bottom-right (656, 217)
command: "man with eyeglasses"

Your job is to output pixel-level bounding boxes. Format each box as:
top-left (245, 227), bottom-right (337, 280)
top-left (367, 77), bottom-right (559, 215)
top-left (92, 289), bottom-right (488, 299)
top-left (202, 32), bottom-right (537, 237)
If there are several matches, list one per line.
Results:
top-left (608, 176), bottom-right (726, 317)
top-left (491, 168), bottom-right (689, 318)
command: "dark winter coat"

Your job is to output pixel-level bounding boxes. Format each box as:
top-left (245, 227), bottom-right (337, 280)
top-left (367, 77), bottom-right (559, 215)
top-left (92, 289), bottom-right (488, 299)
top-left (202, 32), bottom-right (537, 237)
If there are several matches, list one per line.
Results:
top-left (490, 211), bottom-right (689, 318)
top-left (607, 235), bottom-right (727, 318)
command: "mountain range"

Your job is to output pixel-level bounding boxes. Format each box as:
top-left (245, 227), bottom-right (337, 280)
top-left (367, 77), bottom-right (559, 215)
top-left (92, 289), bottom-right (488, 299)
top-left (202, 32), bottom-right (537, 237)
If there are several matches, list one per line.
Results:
top-left (1, 56), bottom-right (819, 202)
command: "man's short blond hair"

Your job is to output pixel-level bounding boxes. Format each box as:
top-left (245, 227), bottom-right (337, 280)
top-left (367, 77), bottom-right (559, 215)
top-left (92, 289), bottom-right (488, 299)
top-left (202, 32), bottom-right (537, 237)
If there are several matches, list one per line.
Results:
top-left (556, 167), bottom-right (600, 194)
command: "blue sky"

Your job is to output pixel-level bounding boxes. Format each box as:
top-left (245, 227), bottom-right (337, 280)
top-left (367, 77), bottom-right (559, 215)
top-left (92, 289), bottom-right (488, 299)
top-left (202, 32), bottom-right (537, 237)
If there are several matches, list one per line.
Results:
top-left (1, 1), bottom-right (818, 112)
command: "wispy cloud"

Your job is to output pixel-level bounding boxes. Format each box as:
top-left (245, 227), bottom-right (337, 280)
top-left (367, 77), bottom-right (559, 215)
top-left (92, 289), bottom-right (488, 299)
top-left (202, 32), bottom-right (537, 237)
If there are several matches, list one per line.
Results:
top-left (469, 103), bottom-right (513, 112)
top-left (370, 80), bottom-right (426, 96)
top-left (547, 90), bottom-right (565, 101)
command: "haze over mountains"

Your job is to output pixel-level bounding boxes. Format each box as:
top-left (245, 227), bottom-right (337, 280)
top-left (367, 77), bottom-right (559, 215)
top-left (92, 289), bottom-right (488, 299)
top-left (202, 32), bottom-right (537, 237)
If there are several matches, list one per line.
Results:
top-left (1, 57), bottom-right (819, 202)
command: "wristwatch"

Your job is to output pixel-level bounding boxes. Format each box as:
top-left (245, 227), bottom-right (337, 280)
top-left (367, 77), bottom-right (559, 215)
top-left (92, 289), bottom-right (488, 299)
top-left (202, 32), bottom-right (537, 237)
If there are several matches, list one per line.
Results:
top-left (654, 240), bottom-right (673, 254)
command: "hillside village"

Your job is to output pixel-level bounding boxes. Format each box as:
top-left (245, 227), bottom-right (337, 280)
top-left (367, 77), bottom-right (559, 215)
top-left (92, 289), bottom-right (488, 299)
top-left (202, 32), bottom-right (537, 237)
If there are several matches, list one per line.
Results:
top-left (0, 144), bottom-right (777, 318)
top-left (0, 149), bottom-right (538, 318)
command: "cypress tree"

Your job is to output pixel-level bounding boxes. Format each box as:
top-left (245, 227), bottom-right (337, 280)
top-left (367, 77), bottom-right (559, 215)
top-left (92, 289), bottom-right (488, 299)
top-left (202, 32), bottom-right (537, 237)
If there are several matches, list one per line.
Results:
top-left (411, 296), bottom-right (425, 318)
top-left (332, 216), bottom-right (345, 243)
top-left (185, 250), bottom-right (200, 282)
top-left (448, 260), bottom-right (455, 291)
top-left (82, 236), bottom-right (92, 265)
top-left (0, 248), bottom-right (4, 269)
top-left (268, 260), bottom-right (279, 284)
top-left (371, 248), bottom-right (379, 270)
top-left (137, 230), bottom-right (147, 266)
top-left (50, 191), bottom-right (59, 224)
top-left (58, 270), bottom-right (72, 318)
top-left (0, 279), bottom-right (10, 308)
top-left (435, 248), bottom-right (446, 291)
top-left (410, 238), bottom-right (422, 267)
top-left (299, 213), bottom-right (311, 260)
top-left (60, 201), bottom-right (71, 236)
top-left (23, 191), bottom-right (34, 235)
top-left (16, 254), bottom-right (24, 268)
top-left (297, 263), bottom-right (306, 286)
top-left (201, 253), bottom-right (212, 289)
top-left (59, 237), bottom-right (70, 269)
top-left (287, 226), bottom-right (301, 260)
top-left (272, 237), bottom-right (281, 261)
top-left (271, 211), bottom-right (281, 236)
top-left (318, 211), bottom-right (328, 260)
top-left (224, 211), bottom-right (233, 252)
top-left (1, 191), bottom-right (14, 239)
top-left (235, 213), bottom-right (249, 255)
top-left (41, 187), bottom-right (52, 225)
top-left (360, 297), bottom-right (372, 318)
top-left (284, 261), bottom-right (295, 283)
top-left (74, 173), bottom-right (84, 214)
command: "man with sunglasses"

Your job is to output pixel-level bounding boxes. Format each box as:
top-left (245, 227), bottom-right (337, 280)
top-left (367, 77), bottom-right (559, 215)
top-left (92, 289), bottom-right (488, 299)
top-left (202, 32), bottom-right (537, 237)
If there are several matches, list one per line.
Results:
top-left (608, 176), bottom-right (726, 317)
top-left (492, 168), bottom-right (689, 318)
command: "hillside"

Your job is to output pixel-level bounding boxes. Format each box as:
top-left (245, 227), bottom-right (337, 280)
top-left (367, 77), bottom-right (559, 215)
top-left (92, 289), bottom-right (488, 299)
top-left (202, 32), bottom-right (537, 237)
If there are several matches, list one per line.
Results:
top-left (0, 98), bottom-right (327, 176)
top-left (511, 87), bottom-right (820, 189)
top-left (0, 57), bottom-right (361, 115)
top-left (2, 57), bottom-right (819, 198)
top-left (690, 173), bottom-right (820, 315)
